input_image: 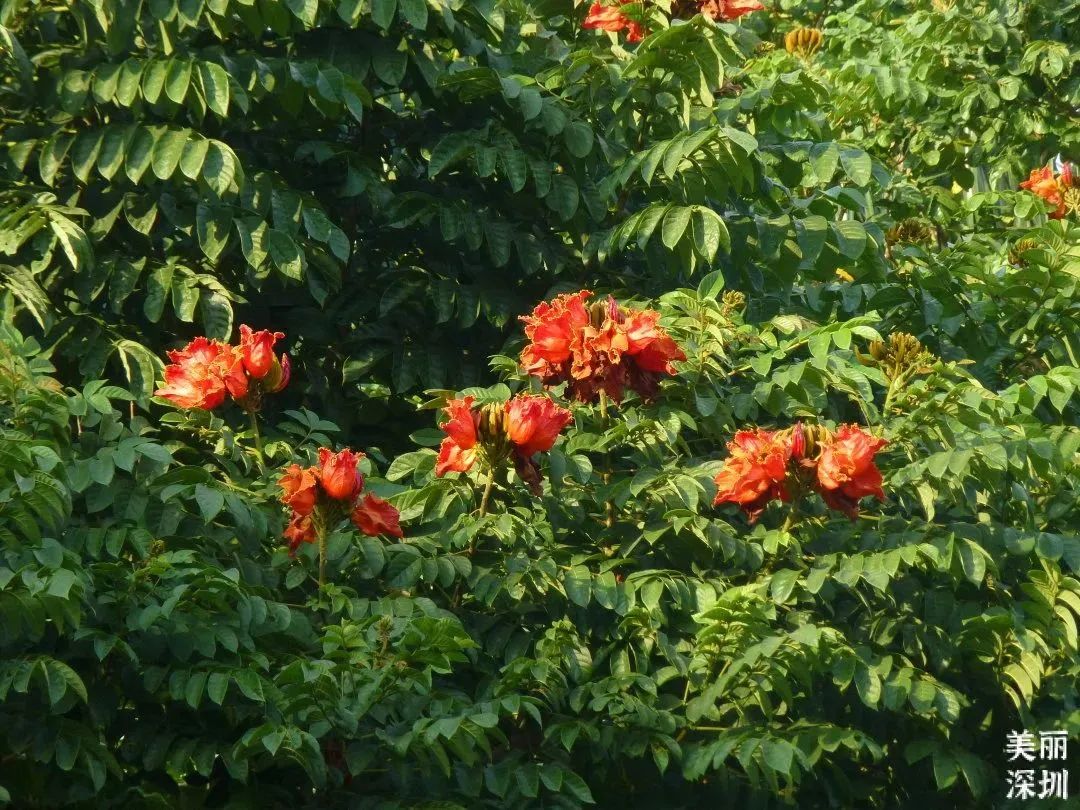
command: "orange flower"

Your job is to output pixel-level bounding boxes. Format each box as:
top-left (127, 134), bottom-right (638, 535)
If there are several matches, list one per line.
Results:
top-left (436, 396), bottom-right (480, 476)
top-left (1020, 165), bottom-right (1067, 219)
top-left (317, 448), bottom-right (364, 502)
top-left (582, 2), bottom-right (646, 42)
top-left (351, 493), bottom-right (403, 538)
top-left (505, 395), bottom-right (574, 457)
top-left (278, 463), bottom-right (319, 516)
top-left (520, 292), bottom-right (684, 403)
top-left (713, 428), bottom-right (792, 521)
top-left (816, 425), bottom-right (888, 518)
top-left (700, 0), bottom-right (764, 21)
top-left (155, 337), bottom-right (243, 410)
top-left (238, 324), bottom-right (285, 381)
top-left (284, 512), bottom-right (316, 555)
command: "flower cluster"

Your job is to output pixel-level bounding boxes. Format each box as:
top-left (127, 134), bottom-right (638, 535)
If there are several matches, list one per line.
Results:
top-left (520, 291), bottom-right (685, 403)
top-left (582, 1), bottom-right (646, 43)
top-left (713, 423), bottom-right (887, 521)
top-left (582, 1), bottom-right (763, 43)
top-left (436, 394), bottom-right (573, 494)
top-left (1019, 163), bottom-right (1074, 220)
top-left (156, 325), bottom-right (290, 411)
top-left (279, 448), bottom-right (402, 554)
top-left (698, 0), bottom-right (764, 21)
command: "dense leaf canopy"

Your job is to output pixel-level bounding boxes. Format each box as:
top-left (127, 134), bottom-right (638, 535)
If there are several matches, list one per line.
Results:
top-left (1, 0), bottom-right (1078, 807)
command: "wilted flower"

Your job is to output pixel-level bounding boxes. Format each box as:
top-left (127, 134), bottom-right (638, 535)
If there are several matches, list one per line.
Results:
top-left (436, 394), bottom-right (573, 494)
top-left (284, 512), bottom-right (316, 554)
top-left (520, 291), bottom-right (685, 404)
top-left (582, 2), bottom-right (646, 42)
top-left (816, 425), bottom-right (888, 518)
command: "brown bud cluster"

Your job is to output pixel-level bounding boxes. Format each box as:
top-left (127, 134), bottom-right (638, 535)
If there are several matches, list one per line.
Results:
top-left (885, 219), bottom-right (935, 247)
top-left (721, 290), bottom-right (746, 317)
top-left (785, 28), bottom-right (823, 59)
top-left (1064, 187), bottom-right (1080, 217)
top-left (857, 332), bottom-right (935, 383)
top-left (1008, 237), bottom-right (1040, 267)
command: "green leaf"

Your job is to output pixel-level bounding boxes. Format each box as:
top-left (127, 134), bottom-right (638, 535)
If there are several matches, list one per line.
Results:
top-left (202, 143), bottom-right (240, 196)
top-left (371, 0), bottom-right (397, 28)
top-left (840, 148), bottom-right (872, 186)
top-left (197, 62), bottom-right (231, 117)
top-left (563, 122), bottom-right (594, 158)
top-left (398, 0), bottom-right (427, 28)
top-left (565, 567), bottom-right (591, 607)
top-left (141, 59), bottom-right (168, 104)
top-left (832, 220), bottom-right (867, 258)
top-left (770, 569), bottom-right (799, 603)
top-left (151, 129), bottom-right (189, 180)
top-left (661, 206), bottom-right (692, 249)
top-left (164, 58), bottom-right (192, 104)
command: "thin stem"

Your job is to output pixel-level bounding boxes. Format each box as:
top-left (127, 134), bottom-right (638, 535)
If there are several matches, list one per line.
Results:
top-left (478, 467), bottom-right (495, 519)
top-left (781, 504), bottom-right (800, 533)
top-left (598, 391), bottom-right (614, 529)
top-left (464, 467), bottom-right (497, 562)
top-left (318, 524), bottom-right (328, 589)
top-left (248, 409), bottom-right (265, 468)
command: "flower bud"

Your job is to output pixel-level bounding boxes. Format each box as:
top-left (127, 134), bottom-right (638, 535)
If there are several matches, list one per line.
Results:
top-left (317, 448), bottom-right (364, 502)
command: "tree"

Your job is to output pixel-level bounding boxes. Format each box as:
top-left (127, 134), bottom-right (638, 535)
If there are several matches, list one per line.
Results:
top-left (0, 0), bottom-right (1077, 806)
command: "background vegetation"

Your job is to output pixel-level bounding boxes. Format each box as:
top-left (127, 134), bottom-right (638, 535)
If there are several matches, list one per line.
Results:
top-left (1, 0), bottom-right (1078, 806)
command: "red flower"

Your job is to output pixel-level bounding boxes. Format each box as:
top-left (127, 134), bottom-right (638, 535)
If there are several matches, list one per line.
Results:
top-left (239, 325), bottom-right (285, 380)
top-left (436, 396), bottom-right (480, 476)
top-left (1020, 165), bottom-right (1067, 219)
top-left (520, 292), bottom-right (684, 403)
top-left (713, 428), bottom-right (792, 521)
top-left (351, 493), bottom-right (403, 538)
top-left (278, 463), bottom-right (319, 516)
top-left (700, 0), bottom-right (764, 21)
top-left (435, 394), bottom-right (571, 494)
top-left (623, 309), bottom-right (687, 374)
top-left (317, 448), bottom-right (364, 502)
top-left (505, 395), bottom-right (574, 457)
top-left (157, 326), bottom-right (288, 410)
top-left (155, 337), bottom-right (245, 410)
top-left (816, 425), bottom-right (888, 518)
top-left (521, 291), bottom-right (591, 373)
top-left (284, 512), bottom-right (316, 555)
top-left (583, 2), bottom-right (646, 42)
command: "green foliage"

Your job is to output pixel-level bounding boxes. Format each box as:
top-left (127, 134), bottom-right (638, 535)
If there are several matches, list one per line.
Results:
top-left (1, 0), bottom-right (1078, 806)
